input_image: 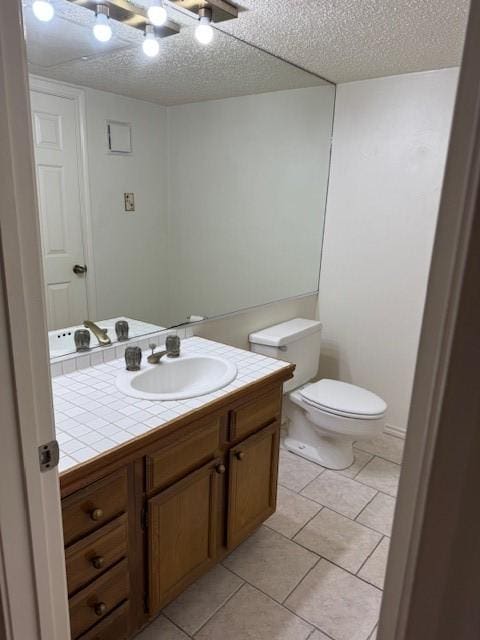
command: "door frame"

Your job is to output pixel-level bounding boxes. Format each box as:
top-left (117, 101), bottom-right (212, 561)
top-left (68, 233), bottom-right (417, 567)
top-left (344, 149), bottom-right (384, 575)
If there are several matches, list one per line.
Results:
top-left (29, 74), bottom-right (98, 323)
top-left (380, 1), bottom-right (480, 637)
top-left (0, 1), bottom-right (70, 638)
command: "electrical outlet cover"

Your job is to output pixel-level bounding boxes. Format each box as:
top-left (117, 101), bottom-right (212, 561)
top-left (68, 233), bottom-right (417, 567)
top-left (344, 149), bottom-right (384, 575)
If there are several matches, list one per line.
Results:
top-left (124, 192), bottom-right (135, 212)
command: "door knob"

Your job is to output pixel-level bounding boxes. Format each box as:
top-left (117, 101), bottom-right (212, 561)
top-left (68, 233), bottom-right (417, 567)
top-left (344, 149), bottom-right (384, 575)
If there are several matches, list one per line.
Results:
top-left (236, 451), bottom-right (245, 461)
top-left (73, 264), bottom-right (87, 275)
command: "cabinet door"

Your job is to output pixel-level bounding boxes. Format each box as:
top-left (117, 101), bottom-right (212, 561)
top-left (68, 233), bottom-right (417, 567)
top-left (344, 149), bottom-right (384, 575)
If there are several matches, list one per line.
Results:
top-left (148, 458), bottom-right (224, 613)
top-left (227, 422), bottom-right (280, 549)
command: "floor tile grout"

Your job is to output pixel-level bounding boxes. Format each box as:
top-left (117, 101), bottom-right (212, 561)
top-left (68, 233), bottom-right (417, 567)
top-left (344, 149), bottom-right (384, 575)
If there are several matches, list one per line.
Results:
top-left (189, 579), bottom-right (247, 638)
top-left (212, 572), bottom-right (318, 637)
top-left (160, 565), bottom-right (246, 636)
top-left (355, 533), bottom-right (387, 578)
top-left (260, 522), bottom-right (385, 594)
top-left (354, 488), bottom-right (381, 521)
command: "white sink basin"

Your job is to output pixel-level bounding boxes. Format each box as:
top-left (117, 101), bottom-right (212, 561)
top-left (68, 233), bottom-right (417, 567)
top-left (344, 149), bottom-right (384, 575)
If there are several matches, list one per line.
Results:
top-left (116, 354), bottom-right (238, 401)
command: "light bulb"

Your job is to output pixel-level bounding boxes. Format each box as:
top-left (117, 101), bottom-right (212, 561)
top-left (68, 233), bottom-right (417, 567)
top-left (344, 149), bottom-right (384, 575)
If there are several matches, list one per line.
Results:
top-left (93, 6), bottom-right (112, 42)
top-left (195, 15), bottom-right (213, 45)
top-left (147, 1), bottom-right (167, 27)
top-left (32, 0), bottom-right (55, 22)
top-left (143, 25), bottom-right (160, 57)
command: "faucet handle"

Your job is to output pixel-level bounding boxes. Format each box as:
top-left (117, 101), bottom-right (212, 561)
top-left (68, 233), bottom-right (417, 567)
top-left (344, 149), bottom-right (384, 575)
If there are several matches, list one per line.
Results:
top-left (166, 334), bottom-right (181, 357)
top-left (149, 343), bottom-right (157, 355)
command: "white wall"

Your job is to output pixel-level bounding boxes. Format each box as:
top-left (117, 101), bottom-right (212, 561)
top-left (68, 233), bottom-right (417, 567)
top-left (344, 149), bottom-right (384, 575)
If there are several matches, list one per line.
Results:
top-left (84, 88), bottom-right (169, 324)
top-left (318, 68), bottom-right (459, 434)
top-left (166, 86), bottom-right (334, 326)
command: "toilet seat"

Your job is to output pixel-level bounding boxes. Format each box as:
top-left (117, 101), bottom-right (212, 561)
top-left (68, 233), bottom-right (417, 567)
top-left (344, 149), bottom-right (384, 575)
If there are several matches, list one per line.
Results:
top-left (299, 379), bottom-right (387, 420)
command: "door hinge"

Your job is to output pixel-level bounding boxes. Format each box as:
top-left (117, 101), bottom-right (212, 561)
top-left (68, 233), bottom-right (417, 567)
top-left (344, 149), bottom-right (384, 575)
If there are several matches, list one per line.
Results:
top-left (38, 439), bottom-right (59, 472)
top-left (143, 592), bottom-right (148, 613)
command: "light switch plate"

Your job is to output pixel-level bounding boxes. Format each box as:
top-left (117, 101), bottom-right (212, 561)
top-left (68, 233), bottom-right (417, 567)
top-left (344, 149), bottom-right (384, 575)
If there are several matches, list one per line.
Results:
top-left (124, 192), bottom-right (135, 212)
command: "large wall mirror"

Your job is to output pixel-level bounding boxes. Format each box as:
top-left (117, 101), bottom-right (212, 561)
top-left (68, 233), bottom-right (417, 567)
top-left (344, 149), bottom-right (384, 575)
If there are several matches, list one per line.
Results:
top-left (23, 0), bottom-right (335, 358)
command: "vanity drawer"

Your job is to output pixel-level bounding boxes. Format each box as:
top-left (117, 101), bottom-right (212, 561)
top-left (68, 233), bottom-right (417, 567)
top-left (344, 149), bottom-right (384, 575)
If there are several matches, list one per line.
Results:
top-left (76, 601), bottom-right (129, 640)
top-left (146, 418), bottom-right (221, 493)
top-left (229, 387), bottom-right (282, 442)
top-left (66, 515), bottom-right (128, 596)
top-left (63, 469), bottom-right (128, 547)
top-left (69, 559), bottom-right (129, 639)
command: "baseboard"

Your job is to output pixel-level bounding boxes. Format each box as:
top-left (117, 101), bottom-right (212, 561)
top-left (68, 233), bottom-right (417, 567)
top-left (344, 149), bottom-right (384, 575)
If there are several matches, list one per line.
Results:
top-left (384, 423), bottom-right (406, 439)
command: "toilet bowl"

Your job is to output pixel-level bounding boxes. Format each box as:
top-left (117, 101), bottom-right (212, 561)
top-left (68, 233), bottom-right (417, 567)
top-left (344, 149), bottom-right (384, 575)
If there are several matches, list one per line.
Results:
top-left (249, 318), bottom-right (388, 471)
top-left (285, 379), bottom-right (386, 469)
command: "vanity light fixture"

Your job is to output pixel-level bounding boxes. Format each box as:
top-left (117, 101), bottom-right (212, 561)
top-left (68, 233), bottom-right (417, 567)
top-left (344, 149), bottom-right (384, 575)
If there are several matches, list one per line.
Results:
top-left (143, 24), bottom-right (160, 57)
top-left (93, 4), bottom-right (112, 42)
top-left (32, 0), bottom-right (55, 22)
top-left (147, 0), bottom-right (168, 27)
top-left (195, 7), bottom-right (214, 45)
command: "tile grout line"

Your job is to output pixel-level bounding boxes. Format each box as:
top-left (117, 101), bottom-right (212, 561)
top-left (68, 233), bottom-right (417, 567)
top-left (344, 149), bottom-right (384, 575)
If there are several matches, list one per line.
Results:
top-left (355, 533), bottom-right (387, 578)
top-left (354, 488), bottom-right (381, 522)
top-left (163, 566), bottom-right (245, 636)
top-left (189, 580), bottom-right (247, 638)
top-left (288, 492), bottom-right (385, 536)
top-left (260, 522), bottom-right (385, 593)
top-left (221, 566), bottom-right (322, 638)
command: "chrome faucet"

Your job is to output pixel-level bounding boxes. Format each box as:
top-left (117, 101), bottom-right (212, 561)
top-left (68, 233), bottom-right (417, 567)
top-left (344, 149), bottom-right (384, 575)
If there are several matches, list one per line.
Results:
top-left (148, 335), bottom-right (181, 364)
top-left (84, 320), bottom-right (111, 346)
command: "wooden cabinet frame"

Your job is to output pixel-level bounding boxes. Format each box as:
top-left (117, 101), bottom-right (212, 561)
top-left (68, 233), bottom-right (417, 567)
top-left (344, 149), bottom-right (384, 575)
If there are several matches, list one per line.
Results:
top-left (60, 370), bottom-right (293, 639)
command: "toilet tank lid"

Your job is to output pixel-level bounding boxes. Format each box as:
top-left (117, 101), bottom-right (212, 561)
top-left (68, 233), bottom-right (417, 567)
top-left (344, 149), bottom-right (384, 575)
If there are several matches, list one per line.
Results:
top-left (249, 318), bottom-right (322, 347)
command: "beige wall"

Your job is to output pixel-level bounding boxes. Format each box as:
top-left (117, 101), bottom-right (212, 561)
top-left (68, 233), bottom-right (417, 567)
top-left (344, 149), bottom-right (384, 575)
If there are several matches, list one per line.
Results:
top-left (84, 87), bottom-right (169, 325)
top-left (192, 294), bottom-right (318, 350)
top-left (165, 86), bottom-right (334, 326)
top-left (318, 68), bottom-right (459, 434)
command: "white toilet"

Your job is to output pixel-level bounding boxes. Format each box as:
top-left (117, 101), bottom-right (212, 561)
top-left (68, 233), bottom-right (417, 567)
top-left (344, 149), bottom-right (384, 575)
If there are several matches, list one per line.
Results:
top-left (249, 318), bottom-right (387, 470)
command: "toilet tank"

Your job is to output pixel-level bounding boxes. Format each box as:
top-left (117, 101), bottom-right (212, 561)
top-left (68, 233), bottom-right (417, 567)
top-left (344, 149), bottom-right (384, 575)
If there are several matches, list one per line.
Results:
top-left (249, 318), bottom-right (322, 393)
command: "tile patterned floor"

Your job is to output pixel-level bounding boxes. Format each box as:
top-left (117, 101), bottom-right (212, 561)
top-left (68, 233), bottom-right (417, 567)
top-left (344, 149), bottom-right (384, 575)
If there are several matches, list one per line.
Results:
top-left (136, 433), bottom-right (403, 640)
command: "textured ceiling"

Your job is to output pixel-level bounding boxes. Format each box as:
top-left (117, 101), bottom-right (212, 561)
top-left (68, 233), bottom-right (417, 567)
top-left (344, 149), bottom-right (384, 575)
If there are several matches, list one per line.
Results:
top-left (220, 0), bottom-right (469, 83)
top-left (24, 0), bottom-right (326, 105)
top-left (24, 0), bottom-right (469, 105)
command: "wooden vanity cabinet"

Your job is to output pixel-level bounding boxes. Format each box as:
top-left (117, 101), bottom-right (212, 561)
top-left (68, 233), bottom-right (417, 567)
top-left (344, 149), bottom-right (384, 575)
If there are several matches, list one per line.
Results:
top-left (227, 421), bottom-right (280, 549)
top-left (148, 457), bottom-right (224, 611)
top-left (60, 372), bottom-right (292, 640)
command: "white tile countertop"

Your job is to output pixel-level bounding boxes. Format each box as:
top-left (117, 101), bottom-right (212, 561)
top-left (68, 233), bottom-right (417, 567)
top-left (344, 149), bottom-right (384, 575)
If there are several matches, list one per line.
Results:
top-left (53, 337), bottom-right (290, 473)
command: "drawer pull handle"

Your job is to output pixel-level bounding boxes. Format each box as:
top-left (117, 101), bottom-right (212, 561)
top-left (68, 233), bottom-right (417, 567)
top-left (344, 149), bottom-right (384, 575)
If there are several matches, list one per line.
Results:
top-left (94, 602), bottom-right (107, 617)
top-left (216, 464), bottom-right (226, 475)
top-left (91, 555), bottom-right (105, 570)
top-left (90, 508), bottom-right (104, 521)
top-left (236, 451), bottom-right (245, 461)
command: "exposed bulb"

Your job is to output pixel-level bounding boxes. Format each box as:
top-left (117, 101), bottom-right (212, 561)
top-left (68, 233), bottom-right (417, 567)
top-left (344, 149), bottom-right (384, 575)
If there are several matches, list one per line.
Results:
top-left (195, 15), bottom-right (213, 45)
top-left (147, 1), bottom-right (167, 27)
top-left (143, 25), bottom-right (160, 57)
top-left (93, 6), bottom-right (112, 42)
top-left (32, 0), bottom-right (55, 22)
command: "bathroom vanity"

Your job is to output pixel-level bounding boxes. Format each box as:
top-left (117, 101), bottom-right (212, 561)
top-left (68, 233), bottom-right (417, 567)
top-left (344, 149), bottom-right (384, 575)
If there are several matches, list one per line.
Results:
top-left (56, 338), bottom-right (294, 639)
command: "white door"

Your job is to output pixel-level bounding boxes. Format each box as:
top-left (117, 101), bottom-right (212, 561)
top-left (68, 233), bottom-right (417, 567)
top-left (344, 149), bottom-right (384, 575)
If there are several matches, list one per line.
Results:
top-left (30, 89), bottom-right (89, 330)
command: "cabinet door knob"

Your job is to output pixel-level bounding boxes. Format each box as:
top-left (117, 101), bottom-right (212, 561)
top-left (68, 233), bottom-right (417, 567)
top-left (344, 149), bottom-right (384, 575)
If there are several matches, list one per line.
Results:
top-left (93, 602), bottom-right (107, 617)
top-left (91, 555), bottom-right (105, 570)
top-left (90, 508), bottom-right (104, 521)
top-left (236, 451), bottom-right (245, 461)
top-left (216, 464), bottom-right (226, 474)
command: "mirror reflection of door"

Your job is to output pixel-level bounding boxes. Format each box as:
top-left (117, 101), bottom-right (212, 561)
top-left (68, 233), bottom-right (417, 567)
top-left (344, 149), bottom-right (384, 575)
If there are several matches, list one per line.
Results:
top-left (30, 89), bottom-right (89, 330)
